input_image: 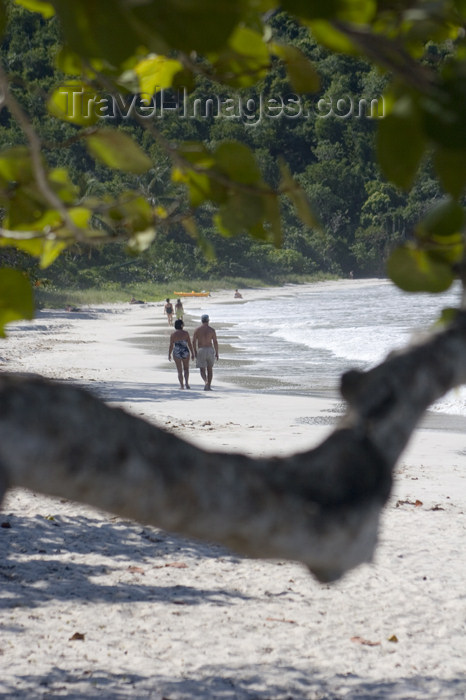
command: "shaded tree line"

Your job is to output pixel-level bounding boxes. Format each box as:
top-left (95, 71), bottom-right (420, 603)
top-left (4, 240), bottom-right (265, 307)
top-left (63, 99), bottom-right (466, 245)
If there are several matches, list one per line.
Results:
top-left (0, 3), bottom-right (449, 287)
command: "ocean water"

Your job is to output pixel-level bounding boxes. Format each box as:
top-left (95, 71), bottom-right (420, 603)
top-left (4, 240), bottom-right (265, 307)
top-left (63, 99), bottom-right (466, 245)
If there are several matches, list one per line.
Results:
top-left (187, 279), bottom-right (466, 416)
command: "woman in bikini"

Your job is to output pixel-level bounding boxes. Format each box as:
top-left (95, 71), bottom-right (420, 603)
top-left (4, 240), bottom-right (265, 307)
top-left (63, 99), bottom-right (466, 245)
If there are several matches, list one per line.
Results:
top-left (168, 319), bottom-right (195, 389)
top-left (164, 298), bottom-right (174, 326)
top-left (175, 298), bottom-right (184, 321)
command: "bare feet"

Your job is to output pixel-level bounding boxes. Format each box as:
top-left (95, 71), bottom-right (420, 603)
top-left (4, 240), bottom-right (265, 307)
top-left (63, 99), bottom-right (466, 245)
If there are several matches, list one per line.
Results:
top-left (204, 385), bottom-right (212, 391)
top-left (185, 383), bottom-right (190, 389)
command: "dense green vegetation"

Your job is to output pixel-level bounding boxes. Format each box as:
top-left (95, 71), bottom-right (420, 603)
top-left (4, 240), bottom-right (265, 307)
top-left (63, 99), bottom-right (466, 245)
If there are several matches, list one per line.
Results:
top-left (0, 2), bottom-right (446, 293)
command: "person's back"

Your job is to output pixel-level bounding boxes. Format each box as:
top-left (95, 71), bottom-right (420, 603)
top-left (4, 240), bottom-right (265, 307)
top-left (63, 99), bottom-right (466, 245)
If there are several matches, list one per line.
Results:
top-left (194, 323), bottom-right (215, 347)
top-left (193, 314), bottom-right (218, 390)
top-left (175, 299), bottom-right (184, 320)
top-left (164, 298), bottom-right (174, 326)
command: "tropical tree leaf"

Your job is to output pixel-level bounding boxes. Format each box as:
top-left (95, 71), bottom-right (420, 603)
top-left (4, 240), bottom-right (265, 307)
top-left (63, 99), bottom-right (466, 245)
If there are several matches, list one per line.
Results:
top-left (134, 55), bottom-right (183, 96)
top-left (215, 191), bottom-right (265, 236)
top-left (14, 0), bottom-right (54, 18)
top-left (281, 0), bottom-right (375, 22)
top-left (213, 141), bottom-right (262, 185)
top-left (130, 0), bottom-right (244, 53)
top-left (48, 81), bottom-right (99, 126)
top-left (271, 44), bottom-right (320, 93)
top-left (305, 20), bottom-right (358, 53)
top-left (85, 130), bottom-right (152, 173)
top-left (377, 96), bottom-right (425, 190)
top-left (50, 0), bottom-right (142, 66)
top-left (417, 198), bottom-right (464, 239)
top-left (434, 147), bottom-right (466, 200)
top-left (212, 26), bottom-right (270, 87)
top-left (0, 268), bottom-right (34, 337)
top-left (108, 194), bottom-right (154, 232)
top-left (387, 245), bottom-right (454, 293)
top-left (0, 146), bottom-right (34, 185)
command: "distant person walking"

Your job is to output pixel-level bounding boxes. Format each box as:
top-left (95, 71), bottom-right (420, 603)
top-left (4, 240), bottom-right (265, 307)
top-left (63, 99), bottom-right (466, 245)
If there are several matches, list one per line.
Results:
top-left (168, 319), bottom-right (194, 389)
top-left (193, 314), bottom-right (219, 391)
top-left (164, 298), bottom-right (174, 326)
top-left (175, 298), bottom-right (184, 321)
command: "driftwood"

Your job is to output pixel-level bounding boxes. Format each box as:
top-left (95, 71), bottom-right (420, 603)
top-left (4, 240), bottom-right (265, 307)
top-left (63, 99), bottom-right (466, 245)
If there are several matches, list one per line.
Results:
top-left (1, 312), bottom-right (466, 582)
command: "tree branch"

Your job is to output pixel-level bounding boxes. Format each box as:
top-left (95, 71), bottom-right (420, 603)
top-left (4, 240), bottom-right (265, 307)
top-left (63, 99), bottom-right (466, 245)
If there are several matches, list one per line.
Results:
top-left (1, 313), bottom-right (466, 583)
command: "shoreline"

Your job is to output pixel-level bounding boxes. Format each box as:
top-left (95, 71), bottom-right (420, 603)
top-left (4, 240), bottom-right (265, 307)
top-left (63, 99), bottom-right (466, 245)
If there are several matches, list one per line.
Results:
top-left (2, 280), bottom-right (466, 698)
top-left (2, 276), bottom-right (466, 439)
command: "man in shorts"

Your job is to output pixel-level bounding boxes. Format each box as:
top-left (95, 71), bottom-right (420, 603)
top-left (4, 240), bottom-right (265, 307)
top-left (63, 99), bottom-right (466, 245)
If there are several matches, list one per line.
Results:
top-left (192, 314), bottom-right (219, 391)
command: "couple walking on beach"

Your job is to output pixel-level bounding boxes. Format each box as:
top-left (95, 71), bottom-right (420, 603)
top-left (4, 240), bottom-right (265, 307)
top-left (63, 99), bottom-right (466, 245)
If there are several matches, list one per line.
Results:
top-left (164, 298), bottom-right (184, 326)
top-left (168, 314), bottom-right (219, 391)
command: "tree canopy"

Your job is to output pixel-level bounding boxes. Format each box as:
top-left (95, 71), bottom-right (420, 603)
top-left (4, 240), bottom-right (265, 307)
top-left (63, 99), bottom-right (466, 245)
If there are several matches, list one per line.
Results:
top-left (0, 0), bottom-right (465, 323)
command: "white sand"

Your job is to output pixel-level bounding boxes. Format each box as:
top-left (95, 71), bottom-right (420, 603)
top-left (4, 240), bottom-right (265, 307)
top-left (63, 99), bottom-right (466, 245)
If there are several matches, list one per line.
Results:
top-left (1, 282), bottom-right (466, 699)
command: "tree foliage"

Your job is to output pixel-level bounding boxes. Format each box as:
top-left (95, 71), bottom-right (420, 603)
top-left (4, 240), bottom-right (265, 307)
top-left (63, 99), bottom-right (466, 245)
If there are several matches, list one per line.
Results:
top-left (0, 0), bottom-right (464, 315)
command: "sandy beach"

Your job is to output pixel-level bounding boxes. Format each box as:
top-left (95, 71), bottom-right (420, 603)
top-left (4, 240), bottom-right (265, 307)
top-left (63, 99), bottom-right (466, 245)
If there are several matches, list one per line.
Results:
top-left (1, 282), bottom-right (466, 699)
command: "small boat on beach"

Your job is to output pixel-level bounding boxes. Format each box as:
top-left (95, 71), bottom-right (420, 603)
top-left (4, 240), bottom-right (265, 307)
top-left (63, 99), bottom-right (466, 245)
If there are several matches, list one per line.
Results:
top-left (173, 291), bottom-right (210, 297)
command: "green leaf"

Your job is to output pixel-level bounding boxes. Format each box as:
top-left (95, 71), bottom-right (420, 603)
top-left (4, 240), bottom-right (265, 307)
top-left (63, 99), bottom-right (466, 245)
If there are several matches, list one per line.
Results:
top-left (0, 236), bottom-right (44, 258)
top-left (437, 307), bottom-right (459, 326)
top-left (428, 235), bottom-right (464, 265)
top-left (66, 206), bottom-right (92, 230)
top-left (134, 55), bottom-right (183, 96)
top-left (212, 26), bottom-right (270, 87)
top-left (418, 198), bottom-right (464, 239)
top-left (49, 168), bottom-right (79, 204)
top-left (172, 167), bottom-right (215, 207)
top-left (305, 20), bottom-right (358, 54)
top-left (48, 81), bottom-right (99, 126)
top-left (0, 221), bottom-right (68, 267)
top-left (3, 185), bottom-right (47, 228)
top-left (85, 130), bottom-right (152, 173)
top-left (108, 194), bottom-right (153, 232)
top-left (271, 44), bottom-right (320, 93)
top-left (172, 143), bottom-right (220, 207)
top-left (0, 146), bottom-right (34, 185)
top-left (50, 0), bottom-right (142, 66)
top-left (131, 1), bottom-right (244, 53)
top-left (377, 96), bottom-right (425, 190)
top-left (215, 192), bottom-right (265, 236)
top-left (434, 147), bottom-right (466, 199)
top-left (14, 0), bottom-right (55, 18)
top-left (387, 245), bottom-right (454, 293)
top-left (282, 0), bottom-right (375, 22)
top-left (214, 142), bottom-right (262, 185)
top-left (38, 239), bottom-right (68, 268)
top-left (420, 75), bottom-right (466, 150)
top-left (54, 47), bottom-right (106, 77)
top-left (0, 268), bottom-right (34, 337)
top-left (177, 142), bottom-right (215, 168)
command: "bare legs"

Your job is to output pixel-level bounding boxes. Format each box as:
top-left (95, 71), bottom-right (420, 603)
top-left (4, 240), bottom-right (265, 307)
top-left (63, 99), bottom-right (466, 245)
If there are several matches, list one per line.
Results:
top-left (183, 357), bottom-right (190, 389)
top-left (200, 366), bottom-right (213, 390)
top-left (174, 357), bottom-right (190, 389)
